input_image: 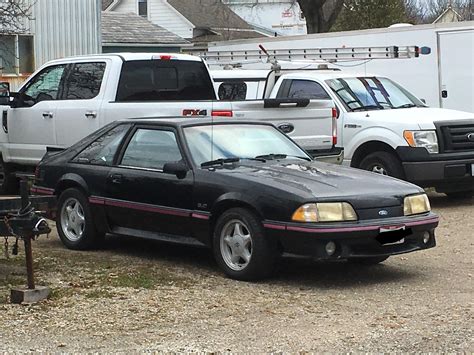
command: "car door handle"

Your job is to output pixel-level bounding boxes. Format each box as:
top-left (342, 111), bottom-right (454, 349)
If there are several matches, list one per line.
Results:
top-left (109, 174), bottom-right (123, 184)
top-left (42, 112), bottom-right (53, 119)
top-left (85, 111), bottom-right (97, 119)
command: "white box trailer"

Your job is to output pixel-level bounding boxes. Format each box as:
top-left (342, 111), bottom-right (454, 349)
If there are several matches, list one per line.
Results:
top-left (207, 21), bottom-right (474, 113)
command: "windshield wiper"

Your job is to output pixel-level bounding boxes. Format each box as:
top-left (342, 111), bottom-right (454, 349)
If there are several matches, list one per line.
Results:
top-left (394, 103), bottom-right (418, 109)
top-left (201, 157), bottom-right (240, 168)
top-left (351, 105), bottom-right (384, 112)
top-left (255, 154), bottom-right (311, 162)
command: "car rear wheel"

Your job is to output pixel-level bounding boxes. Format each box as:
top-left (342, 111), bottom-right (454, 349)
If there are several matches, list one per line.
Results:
top-left (213, 208), bottom-right (276, 281)
top-left (348, 256), bottom-right (389, 265)
top-left (359, 152), bottom-right (405, 180)
top-left (57, 188), bottom-right (104, 250)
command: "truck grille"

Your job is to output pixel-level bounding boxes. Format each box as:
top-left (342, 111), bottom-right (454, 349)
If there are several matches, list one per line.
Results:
top-left (438, 123), bottom-right (474, 153)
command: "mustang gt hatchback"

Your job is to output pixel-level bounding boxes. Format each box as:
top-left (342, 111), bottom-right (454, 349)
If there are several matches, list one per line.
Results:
top-left (32, 120), bottom-right (439, 280)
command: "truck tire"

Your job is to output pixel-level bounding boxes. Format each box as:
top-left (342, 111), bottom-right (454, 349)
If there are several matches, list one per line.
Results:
top-left (0, 157), bottom-right (19, 195)
top-left (359, 152), bottom-right (405, 180)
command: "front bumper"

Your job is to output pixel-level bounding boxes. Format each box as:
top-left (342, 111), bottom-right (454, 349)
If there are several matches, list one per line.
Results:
top-left (396, 147), bottom-right (474, 191)
top-left (263, 213), bottom-right (438, 260)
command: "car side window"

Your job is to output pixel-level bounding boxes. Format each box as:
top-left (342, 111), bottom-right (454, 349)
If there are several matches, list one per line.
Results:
top-left (22, 64), bottom-right (67, 102)
top-left (64, 62), bottom-right (106, 100)
top-left (72, 124), bottom-right (131, 166)
top-left (286, 80), bottom-right (331, 100)
top-left (120, 129), bottom-right (182, 170)
top-left (218, 82), bottom-right (247, 100)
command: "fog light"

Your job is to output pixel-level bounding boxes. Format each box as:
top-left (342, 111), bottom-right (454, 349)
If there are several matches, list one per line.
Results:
top-left (325, 241), bottom-right (337, 256)
top-left (422, 232), bottom-right (430, 244)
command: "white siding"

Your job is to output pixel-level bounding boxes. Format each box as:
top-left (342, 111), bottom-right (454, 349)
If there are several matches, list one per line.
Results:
top-left (33, 0), bottom-right (101, 67)
top-left (148, 1), bottom-right (193, 39)
top-left (112, 0), bottom-right (137, 13)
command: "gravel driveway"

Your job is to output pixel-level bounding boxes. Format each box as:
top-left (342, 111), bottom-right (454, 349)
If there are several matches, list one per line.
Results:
top-left (0, 192), bottom-right (472, 352)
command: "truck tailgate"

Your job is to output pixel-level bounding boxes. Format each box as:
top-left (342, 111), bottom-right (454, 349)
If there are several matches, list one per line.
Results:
top-left (229, 98), bottom-right (334, 151)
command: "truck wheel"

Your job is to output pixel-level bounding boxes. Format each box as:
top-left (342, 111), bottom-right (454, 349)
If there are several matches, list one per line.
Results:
top-left (213, 208), bottom-right (277, 281)
top-left (0, 157), bottom-right (19, 195)
top-left (348, 256), bottom-right (389, 265)
top-left (359, 152), bottom-right (405, 179)
top-left (56, 188), bottom-right (104, 250)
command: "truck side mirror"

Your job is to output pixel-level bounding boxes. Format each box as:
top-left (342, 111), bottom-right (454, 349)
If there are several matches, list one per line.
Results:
top-left (0, 82), bottom-right (11, 106)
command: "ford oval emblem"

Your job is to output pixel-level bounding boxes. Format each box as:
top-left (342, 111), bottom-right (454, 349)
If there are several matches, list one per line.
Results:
top-left (378, 209), bottom-right (389, 216)
top-left (467, 133), bottom-right (474, 142)
top-left (278, 123), bottom-right (294, 134)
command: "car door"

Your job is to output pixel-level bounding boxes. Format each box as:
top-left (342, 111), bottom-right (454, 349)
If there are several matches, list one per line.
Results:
top-left (105, 126), bottom-right (194, 238)
top-left (55, 61), bottom-right (108, 148)
top-left (7, 64), bottom-right (66, 164)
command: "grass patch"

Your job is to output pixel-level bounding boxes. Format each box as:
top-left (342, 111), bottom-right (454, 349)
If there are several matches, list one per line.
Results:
top-left (84, 288), bottom-right (115, 299)
top-left (48, 287), bottom-right (75, 301)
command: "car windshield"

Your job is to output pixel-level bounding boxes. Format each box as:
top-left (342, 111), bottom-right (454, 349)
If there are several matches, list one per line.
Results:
top-left (183, 124), bottom-right (311, 167)
top-left (326, 76), bottom-right (425, 111)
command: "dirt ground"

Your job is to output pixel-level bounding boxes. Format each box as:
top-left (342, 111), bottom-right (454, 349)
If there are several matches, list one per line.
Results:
top-left (0, 192), bottom-right (472, 352)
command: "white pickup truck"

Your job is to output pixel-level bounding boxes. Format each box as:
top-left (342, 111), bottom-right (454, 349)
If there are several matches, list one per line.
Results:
top-left (212, 68), bottom-right (474, 197)
top-left (0, 53), bottom-right (337, 194)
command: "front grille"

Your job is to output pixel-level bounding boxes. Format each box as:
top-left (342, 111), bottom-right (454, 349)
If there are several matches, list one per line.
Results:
top-left (438, 122), bottom-right (474, 153)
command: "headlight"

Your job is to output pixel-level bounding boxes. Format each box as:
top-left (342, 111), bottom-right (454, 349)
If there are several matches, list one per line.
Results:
top-left (292, 202), bottom-right (357, 222)
top-left (403, 130), bottom-right (439, 153)
top-left (404, 194), bottom-right (431, 216)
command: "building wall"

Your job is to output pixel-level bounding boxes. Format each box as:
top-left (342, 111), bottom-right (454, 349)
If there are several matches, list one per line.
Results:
top-left (33, 0), bottom-right (101, 68)
top-left (223, 0), bottom-right (306, 36)
top-left (111, 0), bottom-right (194, 39)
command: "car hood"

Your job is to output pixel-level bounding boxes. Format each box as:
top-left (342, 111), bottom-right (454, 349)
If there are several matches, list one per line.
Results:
top-left (347, 107), bottom-right (474, 130)
top-left (212, 160), bottom-right (423, 209)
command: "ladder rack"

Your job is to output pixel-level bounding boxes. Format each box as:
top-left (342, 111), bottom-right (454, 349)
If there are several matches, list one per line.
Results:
top-left (200, 45), bottom-right (430, 65)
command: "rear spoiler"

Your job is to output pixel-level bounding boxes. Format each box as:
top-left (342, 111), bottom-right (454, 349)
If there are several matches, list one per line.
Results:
top-left (43, 146), bottom-right (66, 160)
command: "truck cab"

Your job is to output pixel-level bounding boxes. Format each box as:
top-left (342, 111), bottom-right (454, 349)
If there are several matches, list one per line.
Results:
top-left (212, 68), bottom-right (474, 197)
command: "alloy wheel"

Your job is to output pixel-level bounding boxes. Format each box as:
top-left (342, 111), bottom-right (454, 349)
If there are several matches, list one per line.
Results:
top-left (220, 219), bottom-right (253, 271)
top-left (60, 197), bottom-right (86, 242)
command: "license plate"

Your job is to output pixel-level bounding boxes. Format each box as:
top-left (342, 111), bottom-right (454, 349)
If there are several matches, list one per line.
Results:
top-left (379, 225), bottom-right (405, 233)
top-left (471, 164), bottom-right (474, 176)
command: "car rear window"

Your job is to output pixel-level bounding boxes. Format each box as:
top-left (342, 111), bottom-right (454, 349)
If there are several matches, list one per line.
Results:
top-left (116, 60), bottom-right (216, 101)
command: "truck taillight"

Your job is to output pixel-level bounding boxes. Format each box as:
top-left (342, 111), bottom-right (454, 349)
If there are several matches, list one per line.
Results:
top-left (211, 110), bottom-right (233, 117)
top-left (332, 109), bottom-right (337, 146)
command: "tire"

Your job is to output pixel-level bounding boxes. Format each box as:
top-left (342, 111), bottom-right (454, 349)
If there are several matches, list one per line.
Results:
top-left (56, 188), bottom-right (104, 250)
top-left (359, 151), bottom-right (405, 180)
top-left (348, 256), bottom-right (389, 265)
top-left (213, 207), bottom-right (277, 281)
top-left (0, 157), bottom-right (19, 195)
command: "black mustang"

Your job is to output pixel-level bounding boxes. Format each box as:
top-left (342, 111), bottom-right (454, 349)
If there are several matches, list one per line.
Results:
top-left (32, 119), bottom-right (438, 280)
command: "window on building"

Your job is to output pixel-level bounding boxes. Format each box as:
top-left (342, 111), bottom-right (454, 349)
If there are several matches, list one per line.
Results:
top-left (0, 35), bottom-right (34, 75)
top-left (138, 0), bottom-right (148, 17)
top-left (64, 62), bottom-right (106, 100)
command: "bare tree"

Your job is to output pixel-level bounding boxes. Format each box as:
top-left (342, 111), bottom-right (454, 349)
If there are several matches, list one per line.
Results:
top-left (297, 0), bottom-right (345, 33)
top-left (0, 0), bottom-right (34, 34)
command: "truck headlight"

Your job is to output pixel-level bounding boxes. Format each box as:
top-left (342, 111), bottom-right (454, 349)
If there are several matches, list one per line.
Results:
top-left (404, 194), bottom-right (431, 216)
top-left (292, 202), bottom-right (358, 222)
top-left (403, 130), bottom-right (439, 153)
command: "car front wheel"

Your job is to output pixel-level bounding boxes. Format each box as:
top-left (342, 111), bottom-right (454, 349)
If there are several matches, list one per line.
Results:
top-left (57, 188), bottom-right (104, 250)
top-left (213, 208), bottom-right (276, 281)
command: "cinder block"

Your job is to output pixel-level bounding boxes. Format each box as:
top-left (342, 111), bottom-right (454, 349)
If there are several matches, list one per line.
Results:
top-left (10, 286), bottom-right (50, 304)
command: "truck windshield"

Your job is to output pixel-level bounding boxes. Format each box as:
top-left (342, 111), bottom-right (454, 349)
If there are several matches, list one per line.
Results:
top-left (183, 124), bottom-right (310, 167)
top-left (326, 77), bottom-right (425, 111)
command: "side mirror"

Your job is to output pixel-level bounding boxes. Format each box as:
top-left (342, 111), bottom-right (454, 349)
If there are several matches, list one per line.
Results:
top-left (0, 82), bottom-right (10, 106)
top-left (163, 161), bottom-right (188, 179)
